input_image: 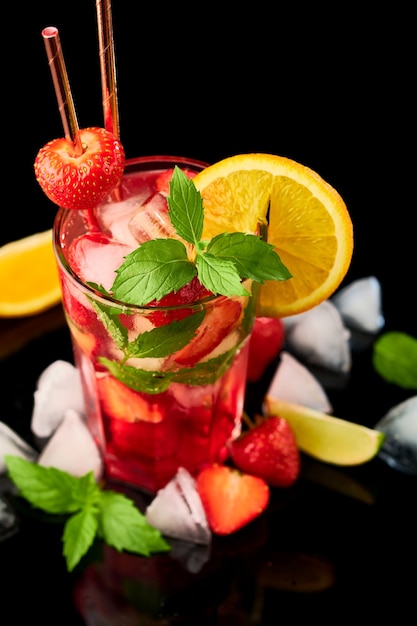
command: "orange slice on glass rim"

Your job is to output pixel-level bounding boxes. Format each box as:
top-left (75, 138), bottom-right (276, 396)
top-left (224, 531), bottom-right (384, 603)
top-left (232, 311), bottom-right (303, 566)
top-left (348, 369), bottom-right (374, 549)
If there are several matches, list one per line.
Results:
top-left (193, 153), bottom-right (354, 318)
top-left (0, 230), bottom-right (61, 317)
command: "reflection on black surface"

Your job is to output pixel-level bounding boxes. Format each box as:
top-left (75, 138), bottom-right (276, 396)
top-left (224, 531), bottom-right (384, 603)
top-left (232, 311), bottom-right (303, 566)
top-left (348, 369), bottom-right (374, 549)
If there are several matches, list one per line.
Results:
top-left (0, 302), bottom-right (417, 624)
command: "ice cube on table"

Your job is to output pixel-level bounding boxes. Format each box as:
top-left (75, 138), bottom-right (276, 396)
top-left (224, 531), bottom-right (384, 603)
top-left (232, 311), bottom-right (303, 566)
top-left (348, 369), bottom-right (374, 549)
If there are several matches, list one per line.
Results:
top-left (0, 421), bottom-right (38, 473)
top-left (374, 395), bottom-right (417, 475)
top-left (0, 494), bottom-right (18, 541)
top-left (284, 301), bottom-right (351, 373)
top-left (332, 276), bottom-right (385, 333)
top-left (38, 408), bottom-right (103, 480)
top-left (31, 360), bottom-right (85, 438)
top-left (264, 351), bottom-right (333, 413)
top-left (146, 467), bottom-right (211, 545)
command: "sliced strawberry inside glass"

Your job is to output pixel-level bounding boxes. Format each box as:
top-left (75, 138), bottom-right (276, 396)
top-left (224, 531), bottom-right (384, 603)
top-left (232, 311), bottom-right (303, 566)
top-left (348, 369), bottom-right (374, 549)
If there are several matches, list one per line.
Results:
top-left (97, 375), bottom-right (164, 423)
top-left (169, 298), bottom-right (242, 367)
top-left (148, 276), bottom-right (213, 326)
top-left (155, 168), bottom-right (197, 195)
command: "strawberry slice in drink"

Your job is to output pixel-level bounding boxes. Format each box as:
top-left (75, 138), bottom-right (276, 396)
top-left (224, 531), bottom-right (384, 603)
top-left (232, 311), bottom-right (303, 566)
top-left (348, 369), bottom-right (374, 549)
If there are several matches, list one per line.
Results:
top-left (148, 276), bottom-right (213, 327)
top-left (168, 298), bottom-right (242, 367)
top-left (97, 375), bottom-right (164, 423)
top-left (155, 168), bottom-right (197, 195)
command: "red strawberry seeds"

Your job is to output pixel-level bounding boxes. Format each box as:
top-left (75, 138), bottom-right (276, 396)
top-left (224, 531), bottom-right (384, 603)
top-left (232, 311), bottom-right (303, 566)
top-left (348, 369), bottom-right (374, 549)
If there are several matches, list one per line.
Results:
top-left (34, 126), bottom-right (125, 211)
top-left (229, 415), bottom-right (300, 488)
top-left (196, 464), bottom-right (270, 535)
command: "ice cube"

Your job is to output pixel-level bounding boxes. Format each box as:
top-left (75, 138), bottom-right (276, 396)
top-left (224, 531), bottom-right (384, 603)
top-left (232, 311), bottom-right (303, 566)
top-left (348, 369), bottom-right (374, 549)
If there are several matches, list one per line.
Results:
top-left (264, 351), bottom-right (333, 413)
top-left (96, 194), bottom-right (147, 248)
top-left (68, 232), bottom-right (133, 291)
top-left (146, 467), bottom-right (211, 545)
top-left (0, 494), bottom-right (18, 541)
top-left (169, 538), bottom-right (211, 573)
top-left (37, 409), bottom-right (103, 480)
top-left (332, 276), bottom-right (385, 333)
top-left (285, 301), bottom-right (351, 373)
top-left (31, 360), bottom-right (85, 438)
top-left (0, 421), bottom-right (38, 473)
top-left (128, 192), bottom-right (176, 244)
top-left (374, 395), bottom-right (417, 475)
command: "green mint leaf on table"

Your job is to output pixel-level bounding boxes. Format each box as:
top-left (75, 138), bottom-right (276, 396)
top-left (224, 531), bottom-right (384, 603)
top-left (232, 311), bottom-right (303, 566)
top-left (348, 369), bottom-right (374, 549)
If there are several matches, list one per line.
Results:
top-left (63, 506), bottom-right (99, 572)
top-left (4, 455), bottom-right (92, 514)
top-left (98, 490), bottom-right (166, 555)
top-left (111, 166), bottom-right (290, 304)
top-left (373, 331), bottom-right (417, 390)
top-left (4, 456), bottom-right (170, 572)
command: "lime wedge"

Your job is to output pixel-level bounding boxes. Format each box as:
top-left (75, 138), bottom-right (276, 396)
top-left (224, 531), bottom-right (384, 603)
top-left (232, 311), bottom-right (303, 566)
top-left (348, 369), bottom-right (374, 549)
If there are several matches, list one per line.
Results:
top-left (263, 397), bottom-right (385, 466)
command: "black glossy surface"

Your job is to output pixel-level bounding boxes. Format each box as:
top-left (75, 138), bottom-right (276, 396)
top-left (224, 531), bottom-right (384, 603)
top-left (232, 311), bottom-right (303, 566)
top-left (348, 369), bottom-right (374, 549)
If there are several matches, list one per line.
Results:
top-left (2, 2), bottom-right (416, 623)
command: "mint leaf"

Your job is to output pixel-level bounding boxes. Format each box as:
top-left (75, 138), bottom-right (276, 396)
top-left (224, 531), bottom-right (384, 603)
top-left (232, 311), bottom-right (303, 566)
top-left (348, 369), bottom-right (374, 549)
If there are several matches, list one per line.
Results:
top-left (99, 357), bottom-right (173, 393)
top-left (167, 166), bottom-right (204, 244)
top-left (63, 505), bottom-right (99, 572)
top-left (207, 232), bottom-right (292, 282)
top-left (196, 252), bottom-right (249, 296)
top-left (373, 331), bottom-right (417, 390)
top-left (100, 347), bottom-right (237, 393)
top-left (125, 311), bottom-right (205, 359)
top-left (110, 168), bottom-right (291, 305)
top-left (4, 455), bottom-right (92, 514)
top-left (98, 490), bottom-right (169, 555)
top-left (4, 456), bottom-right (170, 572)
top-left (112, 238), bottom-right (196, 305)
top-left (91, 299), bottom-right (129, 349)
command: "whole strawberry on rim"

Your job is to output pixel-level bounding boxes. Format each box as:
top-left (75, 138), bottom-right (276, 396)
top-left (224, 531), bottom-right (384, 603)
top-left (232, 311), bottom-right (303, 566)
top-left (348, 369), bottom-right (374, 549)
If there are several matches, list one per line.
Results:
top-left (34, 127), bottom-right (125, 211)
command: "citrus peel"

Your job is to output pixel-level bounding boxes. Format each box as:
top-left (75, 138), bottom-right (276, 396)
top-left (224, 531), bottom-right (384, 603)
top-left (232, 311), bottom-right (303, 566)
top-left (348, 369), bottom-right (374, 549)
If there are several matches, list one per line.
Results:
top-left (193, 153), bottom-right (353, 318)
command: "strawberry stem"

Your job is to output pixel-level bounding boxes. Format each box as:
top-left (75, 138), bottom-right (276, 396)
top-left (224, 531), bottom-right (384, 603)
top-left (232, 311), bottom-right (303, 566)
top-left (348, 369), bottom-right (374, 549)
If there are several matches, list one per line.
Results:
top-left (242, 410), bottom-right (255, 429)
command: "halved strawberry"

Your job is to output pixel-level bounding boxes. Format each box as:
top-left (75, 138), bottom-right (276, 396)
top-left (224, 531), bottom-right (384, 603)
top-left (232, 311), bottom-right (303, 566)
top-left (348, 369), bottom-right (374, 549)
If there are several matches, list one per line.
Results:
top-left (97, 375), bottom-right (164, 423)
top-left (229, 415), bottom-right (300, 488)
top-left (34, 127), bottom-right (125, 211)
top-left (169, 298), bottom-right (242, 367)
top-left (247, 317), bottom-right (285, 382)
top-left (155, 168), bottom-right (197, 195)
top-left (196, 464), bottom-right (270, 535)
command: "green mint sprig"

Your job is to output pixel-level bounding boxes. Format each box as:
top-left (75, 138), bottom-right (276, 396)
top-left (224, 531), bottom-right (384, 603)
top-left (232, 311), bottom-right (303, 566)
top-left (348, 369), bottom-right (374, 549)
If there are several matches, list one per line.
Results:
top-left (4, 455), bottom-right (170, 572)
top-left (111, 166), bottom-right (291, 305)
top-left (91, 299), bottom-right (238, 392)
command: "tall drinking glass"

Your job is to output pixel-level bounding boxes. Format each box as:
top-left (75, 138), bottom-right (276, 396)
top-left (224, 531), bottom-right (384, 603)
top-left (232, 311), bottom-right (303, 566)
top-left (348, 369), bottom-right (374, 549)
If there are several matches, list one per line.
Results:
top-left (53, 156), bottom-right (259, 494)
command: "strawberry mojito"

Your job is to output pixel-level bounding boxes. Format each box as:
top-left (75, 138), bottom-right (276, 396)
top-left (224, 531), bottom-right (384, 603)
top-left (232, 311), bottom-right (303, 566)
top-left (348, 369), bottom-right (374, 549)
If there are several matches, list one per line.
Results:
top-left (52, 155), bottom-right (275, 493)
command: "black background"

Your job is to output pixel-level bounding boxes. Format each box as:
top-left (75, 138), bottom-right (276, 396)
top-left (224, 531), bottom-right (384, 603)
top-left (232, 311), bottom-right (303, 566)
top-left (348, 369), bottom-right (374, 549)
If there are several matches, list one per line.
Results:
top-left (5, 0), bottom-right (415, 340)
top-left (1, 2), bottom-right (416, 624)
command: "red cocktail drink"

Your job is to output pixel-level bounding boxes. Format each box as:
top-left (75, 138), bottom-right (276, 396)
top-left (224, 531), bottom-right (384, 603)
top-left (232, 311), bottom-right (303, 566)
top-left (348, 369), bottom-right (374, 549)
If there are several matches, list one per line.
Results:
top-left (53, 156), bottom-right (258, 493)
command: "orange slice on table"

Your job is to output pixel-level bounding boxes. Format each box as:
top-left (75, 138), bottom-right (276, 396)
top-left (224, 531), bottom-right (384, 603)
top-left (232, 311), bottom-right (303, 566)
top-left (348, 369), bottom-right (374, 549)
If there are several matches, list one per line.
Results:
top-left (193, 153), bottom-right (354, 318)
top-left (0, 229), bottom-right (61, 317)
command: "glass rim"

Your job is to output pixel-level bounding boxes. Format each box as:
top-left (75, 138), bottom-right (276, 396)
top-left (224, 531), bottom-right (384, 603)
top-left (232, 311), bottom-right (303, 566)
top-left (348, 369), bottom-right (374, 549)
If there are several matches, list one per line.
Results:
top-left (52, 154), bottom-right (234, 313)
